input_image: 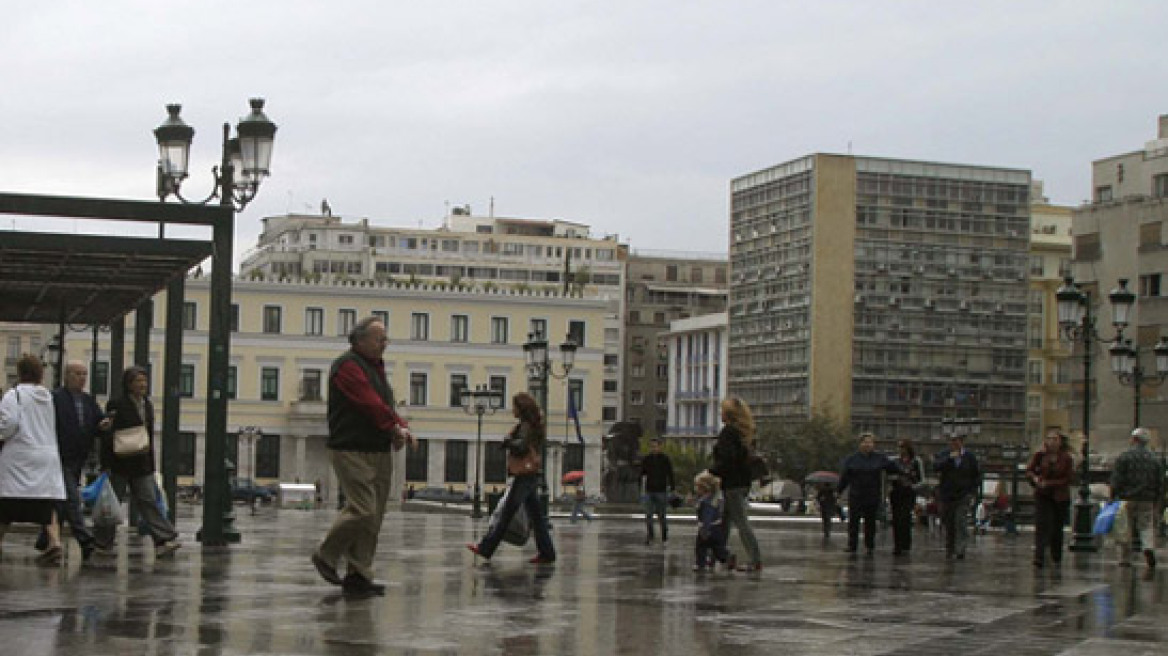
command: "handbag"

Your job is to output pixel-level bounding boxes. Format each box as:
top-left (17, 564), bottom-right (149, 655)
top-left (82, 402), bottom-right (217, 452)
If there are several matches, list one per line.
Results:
top-left (113, 424), bottom-right (150, 455)
top-left (748, 452), bottom-right (771, 484)
top-left (1093, 500), bottom-right (1121, 535)
top-left (487, 483), bottom-right (531, 546)
top-left (507, 447), bottom-right (542, 476)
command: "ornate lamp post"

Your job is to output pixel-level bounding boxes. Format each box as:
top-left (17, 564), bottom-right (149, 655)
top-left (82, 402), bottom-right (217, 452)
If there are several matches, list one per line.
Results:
top-left (461, 384), bottom-right (504, 519)
top-left (522, 330), bottom-right (577, 514)
top-left (155, 100), bottom-right (277, 546)
top-left (1056, 276), bottom-right (1136, 553)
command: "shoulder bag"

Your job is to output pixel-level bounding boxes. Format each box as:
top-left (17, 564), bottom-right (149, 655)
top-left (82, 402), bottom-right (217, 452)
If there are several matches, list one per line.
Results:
top-left (114, 424), bottom-right (150, 456)
top-left (507, 447), bottom-right (542, 476)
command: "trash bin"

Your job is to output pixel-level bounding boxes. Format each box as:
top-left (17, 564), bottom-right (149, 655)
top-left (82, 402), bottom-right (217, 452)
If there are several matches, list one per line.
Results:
top-left (278, 483), bottom-right (316, 510)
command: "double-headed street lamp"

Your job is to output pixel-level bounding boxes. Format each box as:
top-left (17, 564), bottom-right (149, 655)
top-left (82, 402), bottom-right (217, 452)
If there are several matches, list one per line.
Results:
top-left (461, 384), bottom-right (504, 519)
top-left (155, 100), bottom-right (277, 546)
top-left (1056, 276), bottom-right (1138, 553)
top-left (523, 331), bottom-right (577, 511)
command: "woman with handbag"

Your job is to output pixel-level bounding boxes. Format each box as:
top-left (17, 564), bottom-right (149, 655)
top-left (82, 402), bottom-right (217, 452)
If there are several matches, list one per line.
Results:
top-left (467, 392), bottom-right (556, 564)
top-left (709, 396), bottom-right (761, 572)
top-left (95, 366), bottom-right (181, 558)
top-left (1026, 429), bottom-right (1073, 568)
top-left (0, 355), bottom-right (66, 566)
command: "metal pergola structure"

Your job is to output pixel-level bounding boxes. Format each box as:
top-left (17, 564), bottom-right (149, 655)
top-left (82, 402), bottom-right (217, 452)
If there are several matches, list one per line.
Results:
top-left (0, 191), bottom-right (240, 545)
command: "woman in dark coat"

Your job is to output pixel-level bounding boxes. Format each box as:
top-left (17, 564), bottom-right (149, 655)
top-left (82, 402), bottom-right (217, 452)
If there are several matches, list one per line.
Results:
top-left (1026, 429), bottom-right (1074, 568)
top-left (467, 392), bottom-right (556, 564)
top-left (889, 439), bottom-right (925, 555)
top-left (709, 396), bottom-right (761, 571)
top-left (96, 366), bottom-right (181, 557)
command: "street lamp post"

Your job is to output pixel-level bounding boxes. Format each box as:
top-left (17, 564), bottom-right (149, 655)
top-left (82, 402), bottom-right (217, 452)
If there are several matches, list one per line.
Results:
top-left (155, 100), bottom-right (277, 546)
top-left (522, 330), bottom-right (577, 515)
top-left (1056, 276), bottom-right (1137, 553)
top-left (461, 384), bottom-right (504, 519)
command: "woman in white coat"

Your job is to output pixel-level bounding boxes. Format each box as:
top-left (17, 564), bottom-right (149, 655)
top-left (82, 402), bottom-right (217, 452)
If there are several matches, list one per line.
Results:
top-left (0, 355), bottom-right (66, 565)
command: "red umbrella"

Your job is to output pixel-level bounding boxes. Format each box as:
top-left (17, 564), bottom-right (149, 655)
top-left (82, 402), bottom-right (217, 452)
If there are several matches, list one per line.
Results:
top-left (804, 471), bottom-right (840, 485)
top-left (562, 470), bottom-right (585, 485)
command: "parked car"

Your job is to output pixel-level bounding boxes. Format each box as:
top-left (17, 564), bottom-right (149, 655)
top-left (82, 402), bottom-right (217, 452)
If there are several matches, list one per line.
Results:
top-left (231, 477), bottom-right (274, 505)
top-left (411, 487), bottom-right (470, 503)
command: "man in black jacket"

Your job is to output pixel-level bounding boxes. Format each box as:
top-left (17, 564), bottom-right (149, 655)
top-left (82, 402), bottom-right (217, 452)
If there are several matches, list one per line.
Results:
top-left (50, 362), bottom-right (111, 560)
top-left (640, 438), bottom-right (675, 545)
top-left (934, 435), bottom-right (981, 560)
top-left (837, 433), bottom-right (898, 555)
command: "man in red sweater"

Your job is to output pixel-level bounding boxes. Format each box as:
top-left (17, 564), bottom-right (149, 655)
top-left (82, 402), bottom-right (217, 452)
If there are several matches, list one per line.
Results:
top-left (311, 317), bottom-right (414, 597)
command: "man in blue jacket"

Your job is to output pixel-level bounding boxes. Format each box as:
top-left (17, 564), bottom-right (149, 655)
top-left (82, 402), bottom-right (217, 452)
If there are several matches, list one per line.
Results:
top-left (51, 362), bottom-right (111, 560)
top-left (934, 434), bottom-right (981, 560)
top-left (837, 433), bottom-right (898, 555)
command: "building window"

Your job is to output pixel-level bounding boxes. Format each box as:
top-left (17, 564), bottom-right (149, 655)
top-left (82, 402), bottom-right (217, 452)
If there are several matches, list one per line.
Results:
top-left (182, 302), bottom-right (197, 331)
top-left (568, 320), bottom-right (586, 347)
top-left (602, 406), bottom-right (618, 421)
top-left (226, 365), bottom-right (237, 400)
top-left (179, 364), bottom-right (195, 398)
top-left (656, 364), bottom-right (668, 379)
top-left (406, 439), bottom-right (429, 482)
top-left (301, 369), bottom-right (323, 401)
top-left (631, 390), bottom-right (644, 405)
top-left (1155, 173), bottom-right (1168, 199)
top-left (603, 380), bottom-right (618, 392)
top-left (691, 267), bottom-right (703, 283)
top-left (715, 268), bottom-right (727, 284)
top-left (654, 312), bottom-right (666, 325)
top-left (92, 361), bottom-right (109, 396)
top-left (230, 304), bottom-right (240, 332)
top-left (1028, 255), bottom-right (1044, 277)
top-left (655, 390), bottom-right (667, 405)
top-left (1028, 360), bottom-right (1043, 385)
top-left (410, 372), bottom-right (428, 405)
top-left (1140, 274), bottom-right (1162, 298)
top-left (177, 431), bottom-right (196, 476)
top-left (411, 313), bottom-right (430, 341)
top-left (255, 433), bottom-right (281, 478)
top-left (1095, 185), bottom-right (1112, 203)
top-left (372, 310), bottom-right (390, 330)
top-left (484, 441), bottom-right (507, 484)
top-left (263, 306), bottom-right (282, 334)
top-left (338, 309), bottom-right (357, 336)
top-left (489, 375), bottom-right (507, 408)
top-left (1073, 233), bottom-right (1101, 261)
top-left (445, 440), bottom-right (469, 483)
top-left (666, 265), bottom-right (678, 282)
top-left (530, 318), bottom-right (548, 340)
top-left (569, 379), bottom-right (584, 413)
top-left (261, 367), bottom-right (280, 401)
top-left (450, 374), bottom-right (468, 408)
top-left (451, 315), bottom-right (469, 343)
top-left (305, 307), bottom-right (324, 336)
top-left (491, 317), bottom-right (509, 344)
top-left (631, 364), bottom-right (645, 377)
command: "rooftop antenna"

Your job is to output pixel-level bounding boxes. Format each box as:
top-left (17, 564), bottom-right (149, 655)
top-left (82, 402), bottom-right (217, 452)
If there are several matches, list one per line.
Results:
top-left (847, 141), bottom-right (853, 155)
top-left (490, 196), bottom-right (495, 218)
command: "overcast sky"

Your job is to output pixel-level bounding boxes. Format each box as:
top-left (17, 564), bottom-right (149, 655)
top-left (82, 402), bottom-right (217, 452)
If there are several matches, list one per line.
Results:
top-left (3, 1), bottom-right (1166, 265)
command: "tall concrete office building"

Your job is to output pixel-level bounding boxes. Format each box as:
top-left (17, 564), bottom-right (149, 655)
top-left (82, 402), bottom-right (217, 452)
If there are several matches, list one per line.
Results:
top-left (729, 154), bottom-right (1031, 445)
top-left (1070, 114), bottom-right (1168, 461)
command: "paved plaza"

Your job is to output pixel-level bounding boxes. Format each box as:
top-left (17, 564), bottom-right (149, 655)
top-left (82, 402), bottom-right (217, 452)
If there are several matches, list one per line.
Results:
top-left (0, 505), bottom-right (1165, 656)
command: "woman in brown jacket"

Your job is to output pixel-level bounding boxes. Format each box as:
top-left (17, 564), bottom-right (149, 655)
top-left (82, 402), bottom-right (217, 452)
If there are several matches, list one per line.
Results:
top-left (1026, 429), bottom-right (1074, 568)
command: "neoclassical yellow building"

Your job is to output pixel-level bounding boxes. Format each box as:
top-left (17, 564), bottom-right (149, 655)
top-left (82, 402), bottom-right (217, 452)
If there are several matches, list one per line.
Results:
top-left (56, 275), bottom-right (610, 503)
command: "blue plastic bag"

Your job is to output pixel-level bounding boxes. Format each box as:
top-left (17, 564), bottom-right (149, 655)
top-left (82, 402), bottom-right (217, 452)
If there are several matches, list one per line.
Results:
top-left (81, 472), bottom-right (108, 506)
top-left (1093, 500), bottom-right (1121, 535)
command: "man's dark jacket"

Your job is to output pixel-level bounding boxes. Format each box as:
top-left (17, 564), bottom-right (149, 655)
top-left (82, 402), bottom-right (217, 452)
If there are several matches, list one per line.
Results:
top-left (837, 451), bottom-right (897, 506)
top-left (934, 449), bottom-right (980, 502)
top-left (51, 387), bottom-right (104, 464)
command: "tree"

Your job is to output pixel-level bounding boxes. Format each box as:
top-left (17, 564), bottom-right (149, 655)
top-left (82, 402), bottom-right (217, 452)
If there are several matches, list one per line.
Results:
top-left (756, 406), bottom-right (853, 484)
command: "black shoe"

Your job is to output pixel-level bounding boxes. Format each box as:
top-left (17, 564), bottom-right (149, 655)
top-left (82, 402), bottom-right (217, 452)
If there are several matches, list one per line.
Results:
top-left (341, 573), bottom-right (386, 597)
top-left (844, 546), bottom-right (857, 553)
top-left (1032, 559), bottom-right (1044, 569)
top-left (892, 549), bottom-right (904, 556)
top-left (81, 543), bottom-right (95, 562)
top-left (1146, 549), bottom-right (1157, 570)
top-left (34, 531), bottom-right (48, 552)
top-left (312, 551), bottom-right (342, 585)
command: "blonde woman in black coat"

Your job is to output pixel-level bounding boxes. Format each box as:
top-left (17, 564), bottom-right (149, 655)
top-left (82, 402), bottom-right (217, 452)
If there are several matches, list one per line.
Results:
top-left (709, 396), bottom-right (761, 572)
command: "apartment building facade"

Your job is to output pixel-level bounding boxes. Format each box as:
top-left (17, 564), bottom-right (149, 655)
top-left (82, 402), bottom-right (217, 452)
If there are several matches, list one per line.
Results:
top-left (1027, 182), bottom-right (1074, 445)
top-left (1069, 115), bottom-right (1168, 460)
top-left (55, 275), bottom-right (610, 502)
top-left (729, 154), bottom-right (1031, 446)
top-left (623, 251), bottom-right (728, 435)
top-left (662, 312), bottom-right (728, 451)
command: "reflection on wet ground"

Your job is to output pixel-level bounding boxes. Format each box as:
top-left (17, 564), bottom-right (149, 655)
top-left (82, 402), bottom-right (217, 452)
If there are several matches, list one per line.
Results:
top-left (0, 508), bottom-right (1164, 655)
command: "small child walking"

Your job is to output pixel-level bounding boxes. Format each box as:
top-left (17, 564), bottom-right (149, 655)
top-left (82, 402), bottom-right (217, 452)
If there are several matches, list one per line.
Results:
top-left (694, 471), bottom-right (732, 572)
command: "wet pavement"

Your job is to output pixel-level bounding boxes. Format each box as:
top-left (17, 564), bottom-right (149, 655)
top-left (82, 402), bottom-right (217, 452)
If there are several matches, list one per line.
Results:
top-left (0, 506), bottom-right (1165, 655)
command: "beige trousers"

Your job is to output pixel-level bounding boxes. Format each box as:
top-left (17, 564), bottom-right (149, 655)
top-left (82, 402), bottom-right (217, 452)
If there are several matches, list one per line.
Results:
top-left (318, 450), bottom-right (394, 580)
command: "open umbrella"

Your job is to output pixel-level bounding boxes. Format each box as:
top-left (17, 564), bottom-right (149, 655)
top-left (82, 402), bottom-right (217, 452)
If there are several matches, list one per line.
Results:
top-left (804, 471), bottom-right (840, 485)
top-left (562, 470), bottom-right (585, 485)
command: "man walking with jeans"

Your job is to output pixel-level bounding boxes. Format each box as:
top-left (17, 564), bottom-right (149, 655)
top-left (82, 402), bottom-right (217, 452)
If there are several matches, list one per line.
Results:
top-left (934, 434), bottom-right (980, 560)
top-left (1112, 427), bottom-right (1163, 570)
top-left (312, 317), bottom-right (414, 597)
top-left (641, 438), bottom-right (674, 545)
